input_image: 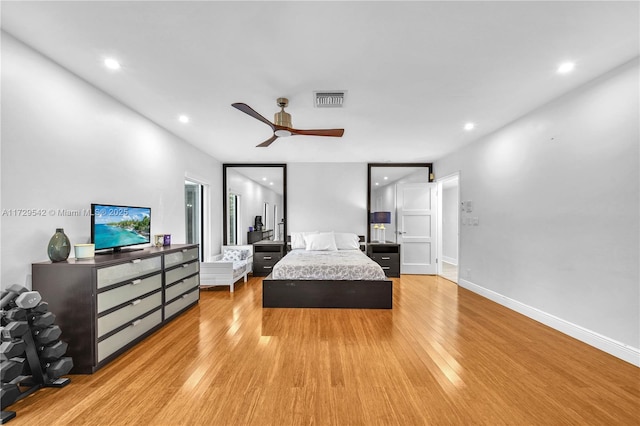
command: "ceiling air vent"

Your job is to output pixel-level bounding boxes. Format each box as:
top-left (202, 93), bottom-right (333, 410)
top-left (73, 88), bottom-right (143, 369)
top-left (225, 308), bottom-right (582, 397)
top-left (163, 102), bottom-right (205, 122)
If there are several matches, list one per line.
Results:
top-left (314, 91), bottom-right (346, 108)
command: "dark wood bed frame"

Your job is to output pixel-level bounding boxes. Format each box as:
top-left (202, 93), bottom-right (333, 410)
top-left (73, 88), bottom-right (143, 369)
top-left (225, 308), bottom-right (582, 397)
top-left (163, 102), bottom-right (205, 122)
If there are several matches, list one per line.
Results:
top-left (261, 236), bottom-right (393, 309)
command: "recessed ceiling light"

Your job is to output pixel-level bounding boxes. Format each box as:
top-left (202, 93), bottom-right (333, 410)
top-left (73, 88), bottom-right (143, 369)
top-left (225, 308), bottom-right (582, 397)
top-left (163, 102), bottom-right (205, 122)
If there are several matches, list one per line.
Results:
top-left (262, 177), bottom-right (267, 181)
top-left (104, 58), bottom-right (121, 70)
top-left (178, 115), bottom-right (190, 124)
top-left (375, 182), bottom-right (379, 186)
top-left (557, 61), bottom-right (575, 74)
top-left (270, 182), bottom-right (274, 185)
top-left (464, 122), bottom-right (475, 131)
top-left (383, 176), bottom-right (388, 180)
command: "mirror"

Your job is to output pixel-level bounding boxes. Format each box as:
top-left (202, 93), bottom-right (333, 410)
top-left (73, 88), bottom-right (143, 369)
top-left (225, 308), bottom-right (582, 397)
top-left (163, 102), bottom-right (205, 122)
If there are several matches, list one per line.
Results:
top-left (367, 163), bottom-right (432, 243)
top-left (223, 164), bottom-right (287, 246)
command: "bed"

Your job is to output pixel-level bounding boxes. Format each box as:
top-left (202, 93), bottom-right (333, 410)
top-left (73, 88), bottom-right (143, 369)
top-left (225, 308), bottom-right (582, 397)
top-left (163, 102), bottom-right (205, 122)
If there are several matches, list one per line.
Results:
top-left (200, 245), bottom-right (253, 292)
top-left (262, 232), bottom-right (392, 309)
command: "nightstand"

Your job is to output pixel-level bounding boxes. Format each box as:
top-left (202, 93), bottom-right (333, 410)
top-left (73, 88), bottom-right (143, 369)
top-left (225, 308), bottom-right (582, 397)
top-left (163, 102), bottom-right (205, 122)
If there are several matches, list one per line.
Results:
top-left (252, 240), bottom-right (285, 277)
top-left (367, 243), bottom-right (400, 277)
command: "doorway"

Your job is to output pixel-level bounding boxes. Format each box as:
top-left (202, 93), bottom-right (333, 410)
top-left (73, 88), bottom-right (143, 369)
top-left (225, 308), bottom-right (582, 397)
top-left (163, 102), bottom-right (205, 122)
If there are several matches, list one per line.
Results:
top-left (185, 179), bottom-right (206, 260)
top-left (437, 173), bottom-right (460, 283)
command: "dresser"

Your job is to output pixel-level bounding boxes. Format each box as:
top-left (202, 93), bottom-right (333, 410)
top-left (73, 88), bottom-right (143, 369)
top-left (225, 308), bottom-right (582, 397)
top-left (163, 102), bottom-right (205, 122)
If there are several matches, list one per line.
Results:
top-left (252, 240), bottom-right (285, 276)
top-left (367, 243), bottom-right (401, 277)
top-left (32, 244), bottom-right (199, 374)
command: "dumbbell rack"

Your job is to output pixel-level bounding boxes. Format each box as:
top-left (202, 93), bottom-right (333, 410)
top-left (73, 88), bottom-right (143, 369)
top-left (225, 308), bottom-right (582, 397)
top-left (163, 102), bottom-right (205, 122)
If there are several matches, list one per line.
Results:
top-left (1, 332), bottom-right (69, 423)
top-left (1, 291), bottom-right (71, 424)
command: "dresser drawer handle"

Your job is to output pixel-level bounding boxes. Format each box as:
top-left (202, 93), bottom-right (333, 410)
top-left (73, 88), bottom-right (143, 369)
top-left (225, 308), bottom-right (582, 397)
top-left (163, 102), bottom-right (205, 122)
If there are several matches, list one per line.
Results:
top-left (181, 293), bottom-right (189, 299)
top-left (381, 257), bottom-right (391, 260)
top-left (182, 264), bottom-right (189, 268)
top-left (263, 266), bottom-right (273, 269)
top-left (131, 279), bottom-right (142, 286)
top-left (130, 319), bottom-right (142, 327)
top-left (131, 259), bottom-right (141, 264)
top-left (130, 299), bottom-right (142, 306)
top-left (182, 249), bottom-right (188, 253)
top-left (263, 256), bottom-right (272, 260)
top-left (382, 266), bottom-right (390, 270)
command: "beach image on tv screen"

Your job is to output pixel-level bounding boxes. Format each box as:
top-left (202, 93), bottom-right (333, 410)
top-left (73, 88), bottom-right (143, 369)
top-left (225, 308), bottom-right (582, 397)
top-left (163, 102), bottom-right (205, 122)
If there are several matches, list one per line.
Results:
top-left (94, 206), bottom-right (150, 249)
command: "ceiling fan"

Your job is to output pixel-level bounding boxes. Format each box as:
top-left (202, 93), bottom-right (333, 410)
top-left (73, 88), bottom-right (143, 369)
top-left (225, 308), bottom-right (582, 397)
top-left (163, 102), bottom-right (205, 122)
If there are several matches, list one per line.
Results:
top-left (232, 98), bottom-right (344, 147)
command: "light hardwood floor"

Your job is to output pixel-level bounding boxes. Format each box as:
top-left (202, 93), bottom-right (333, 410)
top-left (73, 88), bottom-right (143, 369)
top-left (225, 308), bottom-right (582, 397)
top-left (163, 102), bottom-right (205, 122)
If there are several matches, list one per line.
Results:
top-left (8, 275), bottom-right (639, 425)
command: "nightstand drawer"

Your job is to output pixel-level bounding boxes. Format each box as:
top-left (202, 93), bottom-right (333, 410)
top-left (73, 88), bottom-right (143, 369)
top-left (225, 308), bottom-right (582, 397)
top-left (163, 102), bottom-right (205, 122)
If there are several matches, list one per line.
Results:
top-left (254, 252), bottom-right (282, 263)
top-left (370, 253), bottom-right (399, 265)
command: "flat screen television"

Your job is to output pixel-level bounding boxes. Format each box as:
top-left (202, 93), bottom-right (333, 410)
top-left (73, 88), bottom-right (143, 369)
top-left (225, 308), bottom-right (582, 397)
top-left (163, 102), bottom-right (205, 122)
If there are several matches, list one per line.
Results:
top-left (91, 203), bottom-right (151, 253)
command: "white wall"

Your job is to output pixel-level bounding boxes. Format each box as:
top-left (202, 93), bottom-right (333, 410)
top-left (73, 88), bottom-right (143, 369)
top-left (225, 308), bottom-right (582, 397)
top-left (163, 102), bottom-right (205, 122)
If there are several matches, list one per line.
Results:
top-left (1, 33), bottom-right (222, 288)
top-left (288, 163), bottom-right (367, 236)
top-left (435, 58), bottom-right (639, 364)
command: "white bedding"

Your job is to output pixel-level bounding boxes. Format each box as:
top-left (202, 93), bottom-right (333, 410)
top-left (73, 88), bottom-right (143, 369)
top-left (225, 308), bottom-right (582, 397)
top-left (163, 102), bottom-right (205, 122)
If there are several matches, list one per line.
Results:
top-left (271, 249), bottom-right (387, 281)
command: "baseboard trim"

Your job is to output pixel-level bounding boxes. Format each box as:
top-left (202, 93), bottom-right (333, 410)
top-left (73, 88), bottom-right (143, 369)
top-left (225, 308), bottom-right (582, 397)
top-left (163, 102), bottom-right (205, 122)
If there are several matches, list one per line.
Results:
top-left (458, 278), bottom-right (640, 367)
top-left (441, 256), bottom-right (458, 265)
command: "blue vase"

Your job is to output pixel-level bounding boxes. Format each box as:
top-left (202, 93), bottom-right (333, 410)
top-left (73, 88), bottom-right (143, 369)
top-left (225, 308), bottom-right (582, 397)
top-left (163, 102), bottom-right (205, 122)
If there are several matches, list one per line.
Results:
top-left (48, 228), bottom-right (71, 262)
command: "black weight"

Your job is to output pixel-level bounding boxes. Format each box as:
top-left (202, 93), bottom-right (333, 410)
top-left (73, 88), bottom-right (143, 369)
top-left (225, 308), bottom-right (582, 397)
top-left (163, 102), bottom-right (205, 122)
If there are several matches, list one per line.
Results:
top-left (0, 383), bottom-right (20, 410)
top-left (33, 325), bottom-right (61, 345)
top-left (3, 308), bottom-right (27, 322)
top-left (43, 356), bottom-right (73, 379)
top-left (28, 311), bottom-right (56, 328)
top-left (1, 321), bottom-right (29, 340)
top-left (0, 340), bottom-right (26, 361)
top-left (30, 301), bottom-right (49, 314)
top-left (38, 340), bottom-right (68, 361)
top-left (0, 358), bottom-right (26, 382)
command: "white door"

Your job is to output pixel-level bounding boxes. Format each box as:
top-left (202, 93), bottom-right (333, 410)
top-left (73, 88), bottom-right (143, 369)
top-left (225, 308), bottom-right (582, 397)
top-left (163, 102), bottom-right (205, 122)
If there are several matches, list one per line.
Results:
top-left (397, 182), bottom-right (437, 274)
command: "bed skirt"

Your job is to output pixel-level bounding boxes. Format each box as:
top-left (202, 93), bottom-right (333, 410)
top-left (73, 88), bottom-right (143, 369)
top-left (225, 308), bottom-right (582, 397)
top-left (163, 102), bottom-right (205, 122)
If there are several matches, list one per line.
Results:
top-left (262, 276), bottom-right (392, 309)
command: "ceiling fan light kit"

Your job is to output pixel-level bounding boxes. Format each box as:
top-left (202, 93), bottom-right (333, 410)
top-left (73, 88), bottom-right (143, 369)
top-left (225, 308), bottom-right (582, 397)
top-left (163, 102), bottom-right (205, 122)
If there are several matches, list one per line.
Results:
top-left (232, 98), bottom-right (345, 147)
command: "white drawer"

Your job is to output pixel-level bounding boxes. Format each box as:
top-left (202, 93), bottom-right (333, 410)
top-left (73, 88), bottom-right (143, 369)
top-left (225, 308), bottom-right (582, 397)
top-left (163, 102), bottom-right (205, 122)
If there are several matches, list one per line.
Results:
top-left (97, 291), bottom-right (162, 338)
top-left (97, 309), bottom-right (162, 362)
top-left (164, 288), bottom-right (199, 320)
top-left (165, 274), bottom-right (199, 302)
top-left (165, 261), bottom-right (199, 285)
top-left (97, 273), bottom-right (162, 313)
top-left (97, 256), bottom-right (162, 289)
top-left (165, 247), bottom-right (199, 268)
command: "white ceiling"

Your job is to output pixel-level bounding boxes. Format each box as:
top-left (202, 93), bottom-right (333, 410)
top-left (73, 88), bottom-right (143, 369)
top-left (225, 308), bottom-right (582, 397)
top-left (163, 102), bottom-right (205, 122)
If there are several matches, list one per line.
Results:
top-left (2, 1), bottom-right (638, 164)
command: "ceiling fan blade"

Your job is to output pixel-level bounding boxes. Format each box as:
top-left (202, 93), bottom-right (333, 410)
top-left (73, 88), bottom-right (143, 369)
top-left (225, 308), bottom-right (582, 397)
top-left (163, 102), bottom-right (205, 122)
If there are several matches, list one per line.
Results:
top-left (256, 134), bottom-right (278, 147)
top-left (289, 128), bottom-right (345, 137)
top-left (232, 103), bottom-right (275, 130)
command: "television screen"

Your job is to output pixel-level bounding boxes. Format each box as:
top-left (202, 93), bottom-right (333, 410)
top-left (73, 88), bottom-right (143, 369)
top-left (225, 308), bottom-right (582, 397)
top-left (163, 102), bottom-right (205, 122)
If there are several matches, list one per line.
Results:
top-left (91, 204), bottom-right (151, 251)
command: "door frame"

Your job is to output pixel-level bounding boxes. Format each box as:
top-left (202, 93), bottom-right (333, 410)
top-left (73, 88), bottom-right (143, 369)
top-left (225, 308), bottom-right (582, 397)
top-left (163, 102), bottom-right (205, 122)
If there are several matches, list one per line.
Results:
top-left (436, 172), bottom-right (461, 282)
top-left (367, 163), bottom-right (433, 244)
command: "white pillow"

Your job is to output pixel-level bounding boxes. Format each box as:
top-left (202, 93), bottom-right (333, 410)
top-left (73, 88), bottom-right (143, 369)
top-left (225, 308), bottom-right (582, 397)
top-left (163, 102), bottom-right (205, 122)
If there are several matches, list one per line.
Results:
top-left (334, 233), bottom-right (361, 250)
top-left (291, 231), bottom-right (318, 250)
top-left (305, 232), bottom-right (337, 251)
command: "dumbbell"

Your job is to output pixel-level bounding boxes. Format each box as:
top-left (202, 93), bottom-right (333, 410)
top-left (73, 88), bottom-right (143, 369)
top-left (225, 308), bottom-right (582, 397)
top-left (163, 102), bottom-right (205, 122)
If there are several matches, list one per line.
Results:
top-left (2, 307), bottom-right (27, 323)
top-left (38, 340), bottom-right (68, 361)
top-left (43, 356), bottom-right (73, 379)
top-left (28, 311), bottom-right (56, 329)
top-left (1, 321), bottom-right (29, 340)
top-left (32, 325), bottom-right (61, 345)
top-left (0, 340), bottom-right (26, 361)
top-left (0, 284), bottom-right (41, 310)
top-left (0, 383), bottom-right (21, 410)
top-left (0, 358), bottom-right (27, 383)
top-left (30, 301), bottom-right (49, 314)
